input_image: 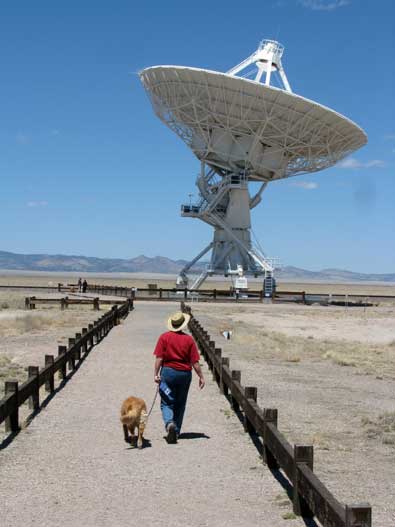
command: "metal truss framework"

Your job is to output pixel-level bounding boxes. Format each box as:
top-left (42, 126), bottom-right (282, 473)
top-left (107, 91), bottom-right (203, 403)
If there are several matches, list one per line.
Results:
top-left (178, 162), bottom-right (275, 289)
top-left (141, 70), bottom-right (366, 182)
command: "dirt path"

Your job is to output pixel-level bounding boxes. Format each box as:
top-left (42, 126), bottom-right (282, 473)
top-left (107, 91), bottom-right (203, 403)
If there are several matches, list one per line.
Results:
top-left (0, 302), bottom-right (305, 527)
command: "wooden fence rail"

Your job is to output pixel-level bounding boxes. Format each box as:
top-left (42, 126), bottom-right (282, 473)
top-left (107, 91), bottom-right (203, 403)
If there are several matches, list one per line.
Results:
top-left (0, 299), bottom-right (133, 434)
top-left (25, 296), bottom-right (126, 310)
top-left (180, 302), bottom-right (372, 527)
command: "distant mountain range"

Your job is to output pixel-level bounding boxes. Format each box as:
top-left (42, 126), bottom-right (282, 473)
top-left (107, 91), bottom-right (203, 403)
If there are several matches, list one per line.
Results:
top-left (0, 250), bottom-right (394, 282)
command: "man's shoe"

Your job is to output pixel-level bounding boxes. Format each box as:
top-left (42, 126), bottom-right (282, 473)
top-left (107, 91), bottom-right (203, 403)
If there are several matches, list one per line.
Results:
top-left (166, 422), bottom-right (177, 444)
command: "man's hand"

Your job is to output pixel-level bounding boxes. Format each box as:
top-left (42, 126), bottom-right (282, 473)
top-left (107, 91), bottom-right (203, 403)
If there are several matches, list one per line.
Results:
top-left (199, 376), bottom-right (205, 389)
top-left (154, 374), bottom-right (161, 384)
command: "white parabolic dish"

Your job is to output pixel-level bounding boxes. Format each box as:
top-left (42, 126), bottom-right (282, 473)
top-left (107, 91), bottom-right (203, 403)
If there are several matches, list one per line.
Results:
top-left (140, 65), bottom-right (367, 182)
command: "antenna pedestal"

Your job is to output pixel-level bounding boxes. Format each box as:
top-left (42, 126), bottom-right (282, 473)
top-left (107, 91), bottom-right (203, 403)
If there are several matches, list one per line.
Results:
top-left (178, 165), bottom-right (274, 290)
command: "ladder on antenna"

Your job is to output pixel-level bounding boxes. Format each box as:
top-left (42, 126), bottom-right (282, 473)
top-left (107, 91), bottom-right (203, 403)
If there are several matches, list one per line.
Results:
top-left (263, 271), bottom-right (275, 298)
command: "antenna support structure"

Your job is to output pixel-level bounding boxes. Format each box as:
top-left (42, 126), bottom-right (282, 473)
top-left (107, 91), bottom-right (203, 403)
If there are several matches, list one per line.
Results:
top-left (177, 40), bottom-right (290, 292)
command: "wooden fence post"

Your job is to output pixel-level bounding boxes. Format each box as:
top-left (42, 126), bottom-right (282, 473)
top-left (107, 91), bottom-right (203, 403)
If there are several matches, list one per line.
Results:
top-left (113, 305), bottom-right (120, 326)
top-left (5, 381), bottom-right (19, 432)
top-left (61, 298), bottom-right (66, 310)
top-left (28, 366), bottom-right (40, 410)
top-left (93, 320), bottom-right (98, 344)
top-left (214, 348), bottom-right (221, 383)
top-left (230, 370), bottom-right (241, 412)
top-left (88, 324), bottom-right (94, 348)
top-left (93, 297), bottom-right (100, 311)
top-left (244, 386), bottom-right (257, 434)
top-left (58, 346), bottom-right (67, 379)
top-left (263, 408), bottom-right (279, 469)
top-left (220, 357), bottom-right (229, 395)
top-left (345, 504), bottom-right (372, 527)
top-left (293, 445), bottom-right (314, 517)
top-left (208, 341), bottom-right (215, 372)
top-left (81, 328), bottom-right (88, 353)
top-left (25, 297), bottom-right (30, 309)
top-left (198, 331), bottom-right (206, 360)
top-left (45, 355), bottom-right (55, 393)
top-left (96, 318), bottom-right (103, 339)
top-left (75, 333), bottom-right (82, 360)
top-left (68, 338), bottom-right (76, 370)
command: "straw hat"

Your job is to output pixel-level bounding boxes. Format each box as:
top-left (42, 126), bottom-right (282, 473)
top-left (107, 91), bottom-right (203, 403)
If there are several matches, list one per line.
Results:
top-left (167, 311), bottom-right (190, 332)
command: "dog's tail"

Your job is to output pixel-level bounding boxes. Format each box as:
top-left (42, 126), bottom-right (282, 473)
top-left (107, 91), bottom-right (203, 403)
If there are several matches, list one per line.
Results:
top-left (120, 409), bottom-right (137, 424)
top-left (120, 409), bottom-right (148, 425)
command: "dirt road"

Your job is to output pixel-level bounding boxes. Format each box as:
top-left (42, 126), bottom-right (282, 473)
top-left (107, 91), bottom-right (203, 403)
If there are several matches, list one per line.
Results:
top-left (0, 302), bottom-right (305, 527)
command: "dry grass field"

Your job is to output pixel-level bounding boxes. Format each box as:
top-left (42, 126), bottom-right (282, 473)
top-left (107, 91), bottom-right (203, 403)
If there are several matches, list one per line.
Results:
top-left (192, 302), bottom-right (395, 524)
top-left (0, 287), bottom-right (116, 442)
top-left (0, 290), bottom-right (102, 393)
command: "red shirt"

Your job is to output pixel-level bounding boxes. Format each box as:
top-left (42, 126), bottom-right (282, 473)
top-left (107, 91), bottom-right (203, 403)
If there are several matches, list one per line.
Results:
top-left (154, 331), bottom-right (200, 371)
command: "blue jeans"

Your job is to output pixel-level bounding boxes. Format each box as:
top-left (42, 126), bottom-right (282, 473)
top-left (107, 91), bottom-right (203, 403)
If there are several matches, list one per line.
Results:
top-left (160, 367), bottom-right (192, 434)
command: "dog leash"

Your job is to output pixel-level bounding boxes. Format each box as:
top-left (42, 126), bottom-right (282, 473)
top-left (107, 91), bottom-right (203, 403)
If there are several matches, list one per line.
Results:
top-left (147, 384), bottom-right (160, 418)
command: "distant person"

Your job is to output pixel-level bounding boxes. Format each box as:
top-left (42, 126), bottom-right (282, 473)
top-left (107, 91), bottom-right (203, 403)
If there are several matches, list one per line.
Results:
top-left (78, 277), bottom-right (82, 292)
top-left (153, 311), bottom-right (205, 443)
top-left (82, 279), bottom-right (88, 293)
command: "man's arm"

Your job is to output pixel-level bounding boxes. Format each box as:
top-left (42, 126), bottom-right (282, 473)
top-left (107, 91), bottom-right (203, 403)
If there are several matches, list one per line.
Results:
top-left (154, 357), bottom-right (163, 383)
top-left (192, 361), bottom-right (205, 389)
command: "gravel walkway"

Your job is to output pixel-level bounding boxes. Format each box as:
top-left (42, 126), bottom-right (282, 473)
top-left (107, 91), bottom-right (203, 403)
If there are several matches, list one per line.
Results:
top-left (0, 302), bottom-right (306, 527)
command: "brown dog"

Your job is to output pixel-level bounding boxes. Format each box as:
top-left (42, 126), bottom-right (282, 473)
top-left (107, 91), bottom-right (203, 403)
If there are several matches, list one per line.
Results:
top-left (120, 396), bottom-right (147, 449)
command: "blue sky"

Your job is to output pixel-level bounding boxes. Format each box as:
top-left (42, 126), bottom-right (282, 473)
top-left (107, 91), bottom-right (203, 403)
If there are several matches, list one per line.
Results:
top-left (0, 0), bottom-right (394, 272)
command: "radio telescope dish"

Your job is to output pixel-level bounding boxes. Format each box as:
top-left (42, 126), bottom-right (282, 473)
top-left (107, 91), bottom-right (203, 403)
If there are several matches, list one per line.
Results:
top-left (139, 39), bottom-right (367, 292)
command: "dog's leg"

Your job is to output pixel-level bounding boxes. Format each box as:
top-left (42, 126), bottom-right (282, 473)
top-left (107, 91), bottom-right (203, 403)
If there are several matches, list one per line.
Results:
top-left (137, 420), bottom-right (146, 449)
top-left (129, 425), bottom-right (136, 447)
top-left (123, 424), bottom-right (129, 444)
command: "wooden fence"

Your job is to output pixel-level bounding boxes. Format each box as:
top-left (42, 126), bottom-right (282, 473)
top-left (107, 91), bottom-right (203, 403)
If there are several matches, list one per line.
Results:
top-left (86, 283), bottom-right (303, 302)
top-left (0, 284), bottom-right (84, 293)
top-left (25, 296), bottom-right (126, 310)
top-left (0, 299), bottom-right (133, 435)
top-left (85, 283), bottom-right (394, 305)
top-left (181, 302), bottom-right (372, 527)
top-left (1, 282), bottom-right (393, 304)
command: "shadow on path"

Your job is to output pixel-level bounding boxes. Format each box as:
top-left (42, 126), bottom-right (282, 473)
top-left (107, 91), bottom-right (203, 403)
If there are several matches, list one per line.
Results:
top-left (178, 432), bottom-right (210, 440)
top-left (222, 393), bottom-right (319, 527)
top-left (125, 438), bottom-right (152, 450)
